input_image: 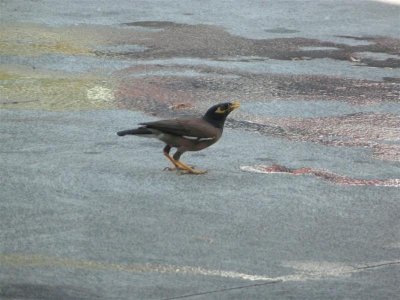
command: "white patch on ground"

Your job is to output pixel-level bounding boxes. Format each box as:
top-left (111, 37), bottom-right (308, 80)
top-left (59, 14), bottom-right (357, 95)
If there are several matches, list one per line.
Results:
top-left (279, 261), bottom-right (355, 282)
top-left (354, 51), bottom-right (400, 61)
top-left (240, 165), bottom-right (400, 187)
top-left (87, 85), bottom-right (114, 103)
top-left (170, 266), bottom-right (279, 282)
top-left (279, 260), bottom-right (400, 282)
top-left (240, 165), bottom-right (290, 174)
top-left (1, 254), bottom-right (399, 283)
top-left (300, 46), bottom-right (340, 51)
top-left (375, 179), bottom-right (400, 187)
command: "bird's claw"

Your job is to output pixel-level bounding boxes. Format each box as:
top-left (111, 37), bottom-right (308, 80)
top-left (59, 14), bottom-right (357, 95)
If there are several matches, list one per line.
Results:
top-left (176, 161), bottom-right (207, 175)
top-left (165, 166), bottom-right (207, 175)
top-left (163, 167), bottom-right (177, 171)
top-left (178, 168), bottom-right (207, 175)
top-left (163, 156), bottom-right (206, 175)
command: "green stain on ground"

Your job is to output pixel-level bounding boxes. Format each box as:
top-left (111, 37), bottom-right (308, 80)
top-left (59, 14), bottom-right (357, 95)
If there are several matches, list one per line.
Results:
top-left (0, 40), bottom-right (92, 57)
top-left (0, 23), bottom-right (93, 56)
top-left (0, 71), bottom-right (19, 81)
top-left (0, 23), bottom-right (120, 111)
top-left (0, 70), bottom-right (114, 110)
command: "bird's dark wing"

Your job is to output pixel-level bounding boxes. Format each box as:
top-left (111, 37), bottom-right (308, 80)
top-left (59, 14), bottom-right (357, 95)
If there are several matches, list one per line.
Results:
top-left (140, 118), bottom-right (218, 138)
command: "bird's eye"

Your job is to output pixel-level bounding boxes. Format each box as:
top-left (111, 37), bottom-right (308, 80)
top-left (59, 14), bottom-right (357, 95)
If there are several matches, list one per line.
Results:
top-left (215, 106), bottom-right (226, 114)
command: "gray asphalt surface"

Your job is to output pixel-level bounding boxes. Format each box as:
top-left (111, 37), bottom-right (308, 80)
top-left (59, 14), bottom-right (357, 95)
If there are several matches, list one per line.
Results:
top-left (2, 0), bottom-right (400, 40)
top-left (1, 109), bottom-right (399, 299)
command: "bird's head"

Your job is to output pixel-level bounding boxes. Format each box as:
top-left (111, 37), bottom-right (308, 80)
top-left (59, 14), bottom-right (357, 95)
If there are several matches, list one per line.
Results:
top-left (203, 101), bottom-right (240, 128)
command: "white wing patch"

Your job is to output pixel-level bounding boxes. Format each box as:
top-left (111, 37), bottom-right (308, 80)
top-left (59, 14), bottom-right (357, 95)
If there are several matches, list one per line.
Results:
top-left (182, 136), bottom-right (215, 141)
top-left (182, 135), bottom-right (198, 140)
top-left (198, 137), bottom-right (215, 141)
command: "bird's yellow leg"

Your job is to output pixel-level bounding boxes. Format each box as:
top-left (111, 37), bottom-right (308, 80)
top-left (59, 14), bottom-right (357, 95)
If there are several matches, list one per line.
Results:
top-left (163, 145), bottom-right (180, 170)
top-left (163, 153), bottom-right (180, 170)
top-left (163, 146), bottom-right (206, 174)
top-left (175, 160), bottom-right (207, 175)
top-left (164, 155), bottom-right (206, 174)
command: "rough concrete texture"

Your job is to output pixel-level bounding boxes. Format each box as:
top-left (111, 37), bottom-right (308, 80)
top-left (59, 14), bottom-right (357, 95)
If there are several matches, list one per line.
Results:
top-left (1, 0), bottom-right (400, 299)
top-left (1, 109), bottom-right (399, 300)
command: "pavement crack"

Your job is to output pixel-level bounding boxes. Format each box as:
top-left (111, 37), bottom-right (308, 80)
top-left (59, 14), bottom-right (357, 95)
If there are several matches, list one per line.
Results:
top-left (160, 280), bottom-right (283, 300)
top-left (355, 261), bottom-right (400, 271)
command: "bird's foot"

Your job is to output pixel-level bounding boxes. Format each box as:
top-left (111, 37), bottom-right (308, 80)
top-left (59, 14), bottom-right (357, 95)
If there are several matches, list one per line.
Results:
top-left (163, 155), bottom-right (207, 175)
top-left (178, 168), bottom-right (207, 175)
top-left (164, 165), bottom-right (206, 174)
top-left (163, 165), bottom-right (196, 171)
top-left (163, 166), bottom-right (177, 171)
top-left (175, 161), bottom-right (207, 175)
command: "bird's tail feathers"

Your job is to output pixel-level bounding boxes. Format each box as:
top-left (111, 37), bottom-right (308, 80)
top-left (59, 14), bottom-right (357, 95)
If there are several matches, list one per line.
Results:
top-left (117, 127), bottom-right (152, 136)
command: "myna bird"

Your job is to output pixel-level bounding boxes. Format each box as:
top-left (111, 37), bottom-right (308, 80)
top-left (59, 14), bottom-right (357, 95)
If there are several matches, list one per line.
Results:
top-left (117, 101), bottom-right (240, 174)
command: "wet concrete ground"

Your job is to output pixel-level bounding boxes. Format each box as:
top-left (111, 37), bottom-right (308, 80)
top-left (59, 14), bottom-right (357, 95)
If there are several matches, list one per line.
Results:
top-left (1, 0), bottom-right (400, 299)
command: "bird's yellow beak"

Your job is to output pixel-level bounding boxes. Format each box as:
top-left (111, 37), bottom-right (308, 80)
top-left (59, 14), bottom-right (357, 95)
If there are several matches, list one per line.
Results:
top-left (230, 101), bottom-right (240, 110)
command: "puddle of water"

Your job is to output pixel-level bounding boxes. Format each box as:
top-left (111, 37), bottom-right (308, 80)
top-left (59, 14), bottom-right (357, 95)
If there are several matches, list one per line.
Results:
top-left (264, 27), bottom-right (300, 34)
top-left (94, 44), bottom-right (149, 54)
top-left (300, 46), bottom-right (340, 51)
top-left (133, 57), bottom-right (400, 81)
top-left (0, 54), bottom-right (133, 74)
top-left (125, 69), bottom-right (239, 78)
top-left (329, 36), bottom-right (374, 46)
top-left (354, 51), bottom-right (400, 61)
top-left (123, 21), bottom-right (182, 28)
top-left (215, 56), bottom-right (267, 62)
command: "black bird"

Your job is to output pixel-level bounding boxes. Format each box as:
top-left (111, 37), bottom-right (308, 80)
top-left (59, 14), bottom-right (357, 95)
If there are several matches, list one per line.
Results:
top-left (117, 101), bottom-right (240, 174)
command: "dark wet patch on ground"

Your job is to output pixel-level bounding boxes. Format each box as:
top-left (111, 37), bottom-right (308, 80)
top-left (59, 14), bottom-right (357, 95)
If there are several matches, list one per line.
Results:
top-left (383, 77), bottom-right (400, 83)
top-left (226, 112), bottom-right (400, 162)
top-left (101, 21), bottom-right (400, 69)
top-left (115, 64), bottom-right (399, 108)
top-left (123, 21), bottom-right (187, 28)
top-left (264, 27), bottom-right (300, 34)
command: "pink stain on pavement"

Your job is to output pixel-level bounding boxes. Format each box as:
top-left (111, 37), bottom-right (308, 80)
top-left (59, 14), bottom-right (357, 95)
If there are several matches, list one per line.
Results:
top-left (240, 164), bottom-right (400, 187)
